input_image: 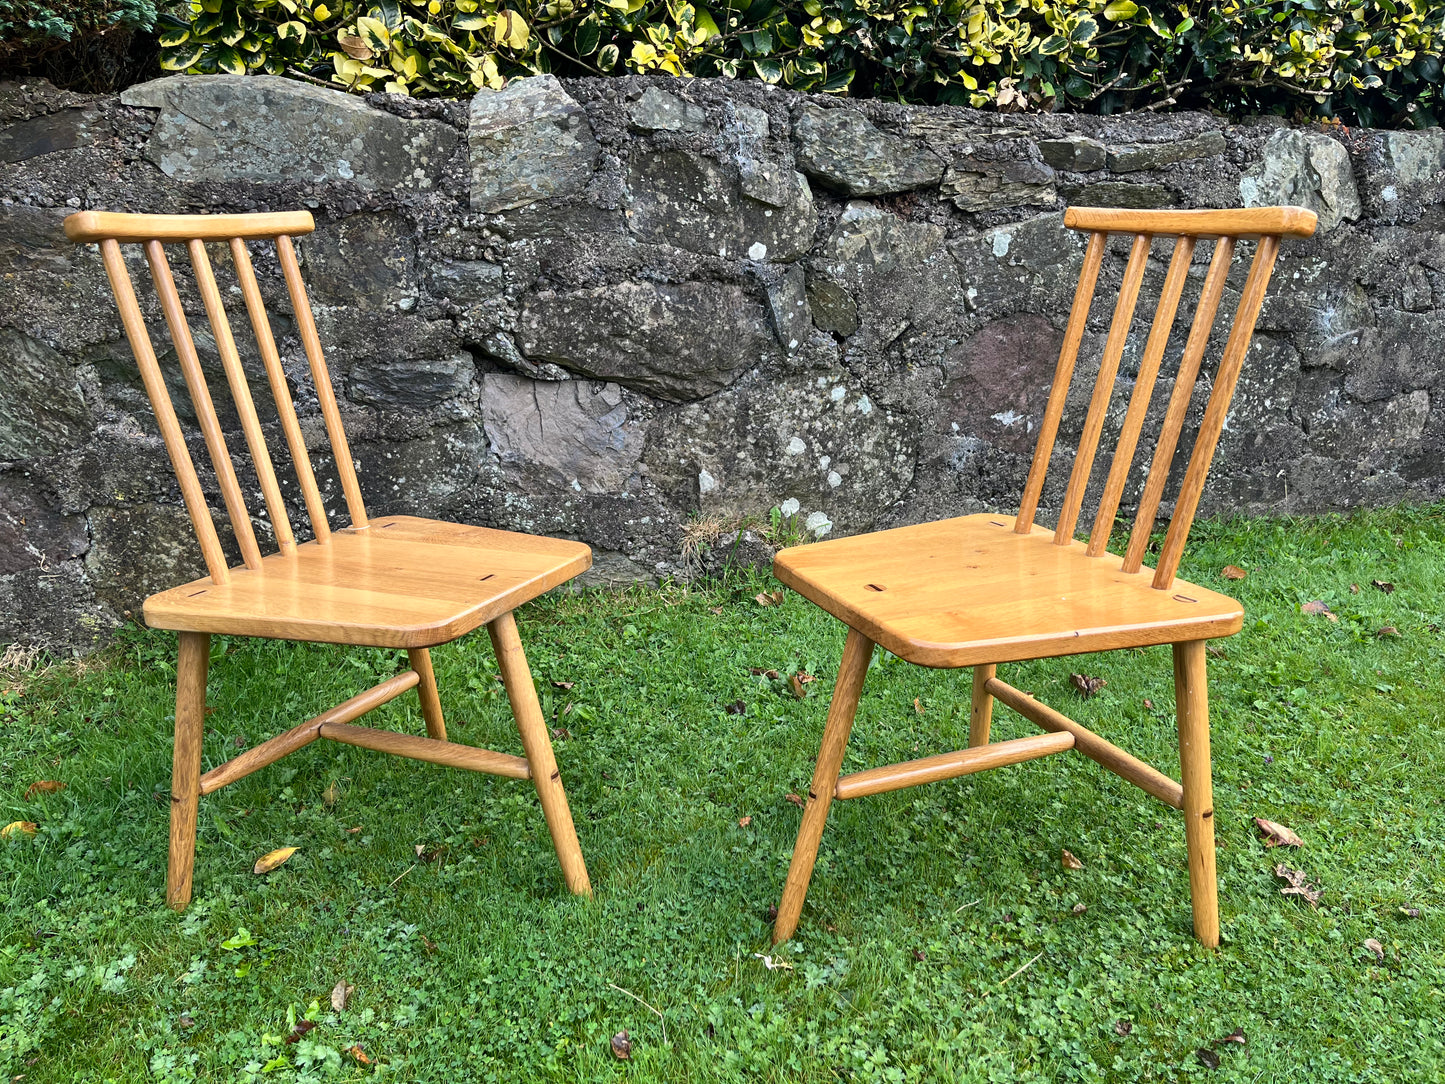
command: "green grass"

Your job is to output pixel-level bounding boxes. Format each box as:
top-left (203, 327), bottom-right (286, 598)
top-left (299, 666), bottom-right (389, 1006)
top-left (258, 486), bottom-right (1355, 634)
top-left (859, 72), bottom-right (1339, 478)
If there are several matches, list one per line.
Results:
top-left (2, 506), bottom-right (1444, 1083)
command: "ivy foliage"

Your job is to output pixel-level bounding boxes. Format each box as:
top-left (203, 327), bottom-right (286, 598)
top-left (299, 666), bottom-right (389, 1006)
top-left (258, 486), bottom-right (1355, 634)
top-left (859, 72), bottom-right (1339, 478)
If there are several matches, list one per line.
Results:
top-left (150, 0), bottom-right (1445, 125)
top-left (0, 0), bottom-right (156, 64)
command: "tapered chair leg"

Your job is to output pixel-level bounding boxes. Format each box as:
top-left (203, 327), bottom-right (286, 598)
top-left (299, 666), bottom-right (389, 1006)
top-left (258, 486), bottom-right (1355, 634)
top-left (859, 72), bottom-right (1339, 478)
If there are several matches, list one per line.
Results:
top-left (168, 631), bottom-right (209, 910)
top-left (969, 664), bottom-right (996, 748)
top-left (488, 611), bottom-right (592, 897)
top-left (1173, 639), bottom-right (1219, 947)
top-left (407, 647), bottom-right (448, 742)
top-left (774, 627), bottom-right (875, 944)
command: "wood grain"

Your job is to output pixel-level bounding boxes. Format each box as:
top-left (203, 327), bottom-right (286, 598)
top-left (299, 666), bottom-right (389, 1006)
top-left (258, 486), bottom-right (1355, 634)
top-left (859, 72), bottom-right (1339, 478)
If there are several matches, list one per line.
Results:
top-left (1173, 640), bottom-right (1219, 947)
top-left (834, 731), bottom-right (1074, 799)
top-left (408, 647), bottom-right (448, 742)
top-left (1063, 205), bottom-right (1317, 238)
top-left (168, 632), bottom-right (209, 910)
top-left (66, 210), bottom-right (315, 243)
top-left (969, 663), bottom-right (996, 748)
top-left (319, 722), bottom-right (530, 778)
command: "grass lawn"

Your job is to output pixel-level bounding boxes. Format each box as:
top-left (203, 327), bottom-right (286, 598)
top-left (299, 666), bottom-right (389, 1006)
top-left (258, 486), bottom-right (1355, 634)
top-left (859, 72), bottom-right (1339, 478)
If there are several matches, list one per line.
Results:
top-left (2, 506), bottom-right (1443, 1082)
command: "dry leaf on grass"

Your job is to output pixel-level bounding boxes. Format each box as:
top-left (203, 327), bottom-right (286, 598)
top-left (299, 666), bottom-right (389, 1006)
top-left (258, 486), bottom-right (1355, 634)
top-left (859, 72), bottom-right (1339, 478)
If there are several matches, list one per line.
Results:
top-left (749, 667), bottom-right (780, 679)
top-left (1400, 906), bottom-right (1422, 918)
top-left (551, 680), bottom-right (575, 689)
top-left (346, 1045), bottom-right (371, 1066)
top-left (346, 826), bottom-right (362, 834)
top-left (754, 590), bottom-right (785, 607)
top-left (610, 1030), bottom-right (632, 1060)
top-left (1196, 1048), bottom-right (1220, 1070)
top-left (331, 979), bottom-right (354, 1012)
top-left (1349, 582), bottom-right (1360, 594)
top-left (420, 933), bottom-right (437, 955)
top-left (1061, 849), bottom-right (1084, 870)
top-left (1221, 565), bottom-right (1248, 580)
top-left (1114, 1020), bottom-right (1132, 1037)
top-left (1371, 579), bottom-right (1395, 594)
top-left (914, 697), bottom-right (925, 715)
top-left (1300, 600), bottom-right (1338, 622)
top-left (1070, 673), bottom-right (1106, 699)
top-left (788, 674), bottom-right (808, 699)
top-left (2, 821), bottom-right (37, 839)
top-left (785, 793), bottom-right (805, 808)
top-left (1377, 626), bottom-right (1401, 639)
top-left (738, 816), bottom-right (752, 828)
top-left (1213, 1027), bottom-right (1246, 1046)
top-left (1253, 817), bottom-right (1304, 848)
top-left (284, 1020), bottom-right (316, 1045)
top-left (724, 700), bottom-right (745, 715)
top-left (1274, 863), bottom-right (1322, 907)
top-left (322, 781), bottom-right (340, 807)
top-left (23, 780), bottom-right (64, 800)
top-left (1364, 938), bottom-right (1385, 962)
top-left (1071, 902), bottom-right (1087, 914)
top-left (253, 846), bottom-right (297, 875)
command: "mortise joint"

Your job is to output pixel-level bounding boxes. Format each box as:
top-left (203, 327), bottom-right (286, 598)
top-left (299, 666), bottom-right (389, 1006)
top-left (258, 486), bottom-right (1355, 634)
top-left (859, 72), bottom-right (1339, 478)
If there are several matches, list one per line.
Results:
top-left (1202, 809), bottom-right (1214, 819)
top-left (550, 770), bottom-right (560, 781)
top-left (864, 583), bottom-right (885, 592)
top-left (1173, 594), bottom-right (1198, 604)
top-left (479, 574), bottom-right (494, 582)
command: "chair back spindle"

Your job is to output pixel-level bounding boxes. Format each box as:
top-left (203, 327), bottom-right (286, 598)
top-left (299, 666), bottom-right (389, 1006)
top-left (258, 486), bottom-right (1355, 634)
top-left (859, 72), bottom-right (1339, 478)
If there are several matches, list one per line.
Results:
top-left (65, 210), bottom-right (367, 583)
top-left (1011, 207), bottom-right (1315, 590)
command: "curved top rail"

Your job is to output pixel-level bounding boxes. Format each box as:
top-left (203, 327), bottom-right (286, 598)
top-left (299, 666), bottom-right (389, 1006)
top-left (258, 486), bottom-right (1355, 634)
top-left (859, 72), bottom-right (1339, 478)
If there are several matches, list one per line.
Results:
top-left (64, 210), bottom-right (316, 244)
top-left (1063, 205), bottom-right (1317, 239)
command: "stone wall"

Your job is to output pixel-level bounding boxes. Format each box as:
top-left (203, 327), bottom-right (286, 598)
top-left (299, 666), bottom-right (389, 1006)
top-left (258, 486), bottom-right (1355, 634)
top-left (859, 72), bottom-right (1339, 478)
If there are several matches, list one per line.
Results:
top-left (2, 72), bottom-right (1442, 651)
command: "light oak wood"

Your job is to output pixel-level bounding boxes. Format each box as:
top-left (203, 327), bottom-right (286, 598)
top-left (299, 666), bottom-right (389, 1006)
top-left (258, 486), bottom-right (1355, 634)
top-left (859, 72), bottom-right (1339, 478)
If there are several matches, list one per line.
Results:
top-left (168, 631), bottom-right (208, 910)
top-left (1063, 205), bottom-right (1317, 239)
top-left (774, 514), bottom-right (1242, 669)
top-left (319, 722), bottom-right (531, 779)
top-left (408, 648), bottom-right (448, 742)
top-left (774, 626), bottom-right (874, 944)
top-left (198, 669), bottom-right (421, 795)
top-left (490, 611), bottom-right (592, 896)
top-left (1016, 230), bottom-right (1105, 534)
top-left (969, 664), bottom-right (996, 748)
top-left (146, 240), bottom-right (264, 570)
top-left (1173, 640), bottom-right (1219, 946)
top-left (835, 731), bottom-right (1074, 799)
top-left (1055, 231), bottom-right (1152, 545)
top-left (189, 239), bottom-right (297, 556)
top-left (66, 210), bottom-right (315, 243)
top-left (229, 237), bottom-right (332, 545)
top-left (99, 240), bottom-right (231, 583)
top-left (1122, 237), bottom-right (1236, 574)
top-left (1088, 235), bottom-right (1196, 556)
top-left (984, 677), bottom-right (1184, 809)
top-left (772, 205), bottom-right (1313, 946)
top-left (277, 234), bottom-right (368, 531)
top-left (70, 210), bottom-right (597, 908)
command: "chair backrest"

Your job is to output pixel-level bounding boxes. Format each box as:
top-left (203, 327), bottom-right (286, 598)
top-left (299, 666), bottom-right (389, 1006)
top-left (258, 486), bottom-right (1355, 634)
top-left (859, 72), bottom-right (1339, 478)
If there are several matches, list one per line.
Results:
top-left (64, 210), bottom-right (369, 586)
top-left (1013, 206), bottom-right (1317, 590)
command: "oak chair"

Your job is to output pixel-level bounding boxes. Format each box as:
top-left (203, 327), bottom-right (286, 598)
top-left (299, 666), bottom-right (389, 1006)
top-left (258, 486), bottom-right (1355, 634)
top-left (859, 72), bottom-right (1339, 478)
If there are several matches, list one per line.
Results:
top-left (771, 206), bottom-right (1318, 947)
top-left (65, 210), bottom-right (593, 909)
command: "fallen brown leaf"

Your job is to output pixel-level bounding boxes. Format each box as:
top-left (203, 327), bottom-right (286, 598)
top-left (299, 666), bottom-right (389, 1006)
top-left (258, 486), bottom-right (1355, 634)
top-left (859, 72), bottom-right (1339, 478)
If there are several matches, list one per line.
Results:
top-left (1274, 863), bottom-right (1322, 907)
top-left (738, 816), bottom-right (752, 828)
top-left (551, 680), bottom-right (575, 689)
top-left (754, 590), bottom-right (784, 607)
top-left (912, 949), bottom-right (926, 961)
top-left (913, 697), bottom-right (925, 715)
top-left (1371, 579), bottom-right (1395, 595)
top-left (785, 793), bottom-right (805, 808)
top-left (1364, 937), bottom-right (1384, 962)
top-left (346, 826), bottom-right (362, 834)
top-left (1350, 582), bottom-right (1360, 594)
top-left (1253, 817), bottom-right (1304, 848)
top-left (1212, 1027), bottom-right (1246, 1046)
top-left (346, 1045), bottom-right (371, 1066)
top-left (1061, 848), bottom-right (1084, 870)
top-left (1143, 698), bottom-right (1153, 709)
top-left (23, 780), bottom-right (64, 800)
top-left (709, 606), bottom-right (724, 615)
top-left (749, 667), bottom-right (781, 679)
top-left (331, 978), bottom-right (354, 1012)
top-left (1221, 565), bottom-right (1247, 581)
top-left (253, 846), bottom-right (297, 875)
top-left (549, 726), bottom-right (572, 740)
top-left (284, 1019), bottom-right (317, 1045)
top-left (337, 32), bottom-right (372, 59)
top-left (1114, 1020), bottom-right (1132, 1037)
top-left (1300, 600), bottom-right (1338, 622)
top-left (1196, 1048), bottom-right (1220, 1070)
top-left (610, 1030), bottom-right (632, 1060)
top-left (788, 674), bottom-right (807, 699)
top-left (420, 933), bottom-right (437, 955)
top-left (1070, 673), bottom-right (1106, 699)
top-left (1377, 626), bottom-right (1400, 639)
top-left (1400, 906), bottom-right (1421, 918)
top-left (724, 700), bottom-right (745, 715)
top-left (178, 1013), bottom-right (195, 1029)
top-left (1071, 902), bottom-right (1087, 914)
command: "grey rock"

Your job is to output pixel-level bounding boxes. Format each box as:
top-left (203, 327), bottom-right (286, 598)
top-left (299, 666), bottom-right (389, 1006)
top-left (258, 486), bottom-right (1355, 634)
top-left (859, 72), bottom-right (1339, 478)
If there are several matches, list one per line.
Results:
top-left (806, 276), bottom-right (859, 337)
top-left (0, 328), bottom-right (90, 460)
top-left (1241, 129), bottom-right (1361, 231)
top-left (625, 147), bottom-right (815, 262)
top-left (518, 280), bottom-right (782, 401)
top-left (1380, 129), bottom-right (1445, 185)
top-left (0, 473), bottom-right (87, 575)
top-left (731, 102), bottom-right (795, 208)
top-left (424, 259), bottom-right (504, 302)
top-left (631, 87), bottom-right (707, 132)
top-left (1039, 136), bottom-right (1107, 172)
top-left (1107, 131), bottom-right (1226, 173)
top-left (793, 102), bottom-right (944, 196)
top-left (85, 502), bottom-right (208, 617)
top-left (1060, 180), bottom-right (1175, 208)
top-left (763, 265), bottom-right (811, 351)
top-left (0, 107), bottom-right (103, 163)
top-left (299, 212), bottom-right (417, 311)
top-left (349, 354), bottom-right (475, 411)
top-left (470, 75), bottom-right (600, 212)
top-left (121, 75), bottom-right (458, 191)
top-left (482, 374), bottom-right (643, 493)
top-left (941, 316), bottom-right (1062, 454)
top-left (941, 160), bottom-right (1055, 212)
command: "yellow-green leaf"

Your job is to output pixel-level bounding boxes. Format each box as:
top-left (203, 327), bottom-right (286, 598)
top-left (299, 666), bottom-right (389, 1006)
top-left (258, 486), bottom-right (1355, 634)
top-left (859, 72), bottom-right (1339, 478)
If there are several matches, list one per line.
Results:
top-left (2, 821), bottom-right (38, 839)
top-left (1103, 0), bottom-right (1138, 20)
top-left (253, 846), bottom-right (298, 874)
top-left (493, 9), bottom-right (528, 50)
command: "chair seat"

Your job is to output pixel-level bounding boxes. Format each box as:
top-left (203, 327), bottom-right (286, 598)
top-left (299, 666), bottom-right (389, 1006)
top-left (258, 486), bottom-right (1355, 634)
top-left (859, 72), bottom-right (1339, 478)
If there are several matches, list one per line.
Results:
top-left (773, 513), bottom-right (1242, 668)
top-left (143, 515), bottom-right (591, 648)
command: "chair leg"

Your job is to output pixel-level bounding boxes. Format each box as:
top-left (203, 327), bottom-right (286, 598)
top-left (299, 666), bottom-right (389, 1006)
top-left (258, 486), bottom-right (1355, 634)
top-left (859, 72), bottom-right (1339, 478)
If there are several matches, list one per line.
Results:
top-left (488, 611), bottom-right (592, 897)
top-left (774, 627), bottom-right (875, 944)
top-left (407, 647), bottom-right (448, 742)
top-left (969, 664), bottom-right (996, 747)
top-left (168, 631), bottom-right (209, 911)
top-left (1173, 639), bottom-right (1219, 948)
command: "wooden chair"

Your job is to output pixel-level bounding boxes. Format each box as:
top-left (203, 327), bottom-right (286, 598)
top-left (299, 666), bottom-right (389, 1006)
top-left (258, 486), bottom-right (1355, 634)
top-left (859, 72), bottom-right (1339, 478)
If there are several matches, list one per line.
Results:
top-left (64, 210), bottom-right (593, 909)
top-left (771, 206), bottom-right (1318, 947)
